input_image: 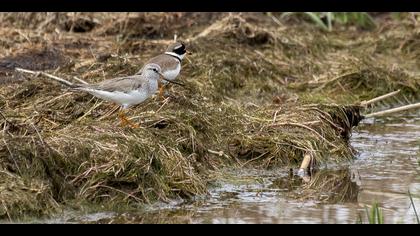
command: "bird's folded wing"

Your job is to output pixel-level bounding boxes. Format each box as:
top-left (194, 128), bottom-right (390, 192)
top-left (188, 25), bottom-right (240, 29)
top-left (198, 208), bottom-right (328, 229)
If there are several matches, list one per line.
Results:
top-left (147, 54), bottom-right (180, 71)
top-left (82, 75), bottom-right (144, 93)
top-left (136, 55), bottom-right (179, 75)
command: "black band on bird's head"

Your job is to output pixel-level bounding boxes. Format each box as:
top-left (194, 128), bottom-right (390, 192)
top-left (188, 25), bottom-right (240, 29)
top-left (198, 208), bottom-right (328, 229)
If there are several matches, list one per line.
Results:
top-left (173, 43), bottom-right (186, 55)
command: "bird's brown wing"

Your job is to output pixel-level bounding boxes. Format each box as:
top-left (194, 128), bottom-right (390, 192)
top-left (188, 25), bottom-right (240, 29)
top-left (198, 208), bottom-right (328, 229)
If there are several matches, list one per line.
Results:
top-left (80, 75), bottom-right (145, 93)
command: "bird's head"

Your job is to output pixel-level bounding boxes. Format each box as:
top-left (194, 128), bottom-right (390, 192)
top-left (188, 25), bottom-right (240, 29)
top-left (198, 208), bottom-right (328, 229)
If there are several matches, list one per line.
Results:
top-left (166, 41), bottom-right (187, 59)
top-left (143, 63), bottom-right (163, 78)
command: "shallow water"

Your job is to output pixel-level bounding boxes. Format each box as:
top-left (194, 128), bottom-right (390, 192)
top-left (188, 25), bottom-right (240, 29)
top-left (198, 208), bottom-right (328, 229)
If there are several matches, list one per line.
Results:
top-left (32, 112), bottom-right (420, 224)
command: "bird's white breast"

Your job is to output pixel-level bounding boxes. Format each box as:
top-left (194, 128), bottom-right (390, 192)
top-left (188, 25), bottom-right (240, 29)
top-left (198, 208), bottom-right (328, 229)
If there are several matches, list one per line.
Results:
top-left (162, 63), bottom-right (181, 82)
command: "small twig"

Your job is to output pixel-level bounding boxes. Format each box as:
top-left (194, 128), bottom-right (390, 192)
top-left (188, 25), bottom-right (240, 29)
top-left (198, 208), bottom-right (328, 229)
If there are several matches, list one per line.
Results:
top-left (2, 203), bottom-right (11, 222)
top-left (0, 111), bottom-right (9, 123)
top-left (97, 184), bottom-right (143, 202)
top-left (240, 151), bottom-right (269, 167)
top-left (271, 15), bottom-right (283, 27)
top-left (89, 46), bottom-right (97, 61)
top-left (360, 90), bottom-right (401, 106)
top-left (271, 122), bottom-right (338, 149)
top-left (155, 97), bottom-right (170, 113)
top-left (207, 149), bottom-right (230, 159)
top-left (299, 153), bottom-right (312, 172)
top-left (15, 67), bottom-right (74, 87)
top-left (0, 111), bottom-right (17, 131)
top-left (272, 110), bottom-right (279, 124)
top-left (98, 105), bottom-right (120, 121)
top-left (2, 138), bottom-right (22, 175)
top-left (37, 13), bottom-right (57, 31)
top-left (77, 100), bottom-right (104, 121)
top-left (408, 190), bottom-right (420, 224)
top-left (311, 71), bottom-right (358, 90)
top-left (74, 59), bottom-right (97, 70)
top-left (69, 12), bottom-right (77, 33)
top-left (364, 102), bottom-right (420, 118)
top-left (42, 92), bottom-right (73, 106)
top-left (31, 123), bottom-right (45, 146)
top-left (16, 30), bottom-right (31, 44)
top-left (121, 12), bottom-right (131, 38)
top-left (42, 117), bottom-right (60, 128)
top-left (0, 170), bottom-right (16, 178)
top-left (72, 76), bottom-right (89, 85)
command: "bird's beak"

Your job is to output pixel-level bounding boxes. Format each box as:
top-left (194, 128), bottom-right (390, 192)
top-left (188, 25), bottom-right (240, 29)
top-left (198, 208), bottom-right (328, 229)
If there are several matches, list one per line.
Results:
top-left (158, 72), bottom-right (185, 87)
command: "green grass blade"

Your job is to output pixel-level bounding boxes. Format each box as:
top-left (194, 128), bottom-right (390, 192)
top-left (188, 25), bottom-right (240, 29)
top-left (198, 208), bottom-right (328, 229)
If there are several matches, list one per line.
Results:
top-left (365, 202), bottom-right (384, 224)
top-left (377, 206), bottom-right (384, 224)
top-left (303, 12), bottom-right (329, 31)
top-left (371, 204), bottom-right (377, 224)
top-left (342, 13), bottom-right (348, 24)
top-left (363, 12), bottom-right (376, 28)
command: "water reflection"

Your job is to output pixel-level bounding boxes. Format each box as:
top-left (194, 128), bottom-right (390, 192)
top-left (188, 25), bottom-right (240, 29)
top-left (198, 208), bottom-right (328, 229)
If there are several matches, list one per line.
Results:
top-left (36, 113), bottom-right (420, 224)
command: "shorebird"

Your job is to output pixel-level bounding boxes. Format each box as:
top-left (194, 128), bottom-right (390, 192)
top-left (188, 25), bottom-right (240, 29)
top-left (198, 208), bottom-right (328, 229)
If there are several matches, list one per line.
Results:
top-left (16, 63), bottom-right (181, 128)
top-left (138, 41), bottom-right (187, 99)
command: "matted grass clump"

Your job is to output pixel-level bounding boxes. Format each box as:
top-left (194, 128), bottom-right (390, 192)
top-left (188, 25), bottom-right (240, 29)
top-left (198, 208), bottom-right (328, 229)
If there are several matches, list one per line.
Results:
top-left (226, 104), bottom-right (361, 168)
top-left (0, 75), bottom-right (361, 219)
top-left (0, 12), bottom-right (418, 219)
top-left (0, 169), bottom-right (58, 219)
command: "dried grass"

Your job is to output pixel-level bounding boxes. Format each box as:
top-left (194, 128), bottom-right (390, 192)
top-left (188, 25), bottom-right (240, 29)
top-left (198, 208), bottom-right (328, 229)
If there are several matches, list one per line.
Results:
top-left (0, 12), bottom-right (418, 219)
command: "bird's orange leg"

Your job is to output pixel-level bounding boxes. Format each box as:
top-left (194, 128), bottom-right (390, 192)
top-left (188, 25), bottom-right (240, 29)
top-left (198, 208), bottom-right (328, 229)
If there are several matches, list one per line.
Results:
top-left (118, 110), bottom-right (139, 128)
top-left (158, 80), bottom-right (165, 101)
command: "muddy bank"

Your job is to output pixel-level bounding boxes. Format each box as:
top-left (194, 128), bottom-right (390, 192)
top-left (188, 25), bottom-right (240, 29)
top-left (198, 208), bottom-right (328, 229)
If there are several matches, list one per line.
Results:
top-left (0, 12), bottom-right (419, 220)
